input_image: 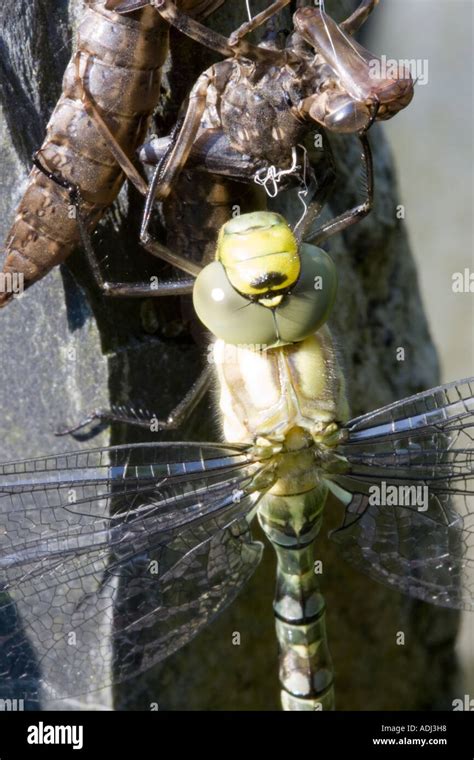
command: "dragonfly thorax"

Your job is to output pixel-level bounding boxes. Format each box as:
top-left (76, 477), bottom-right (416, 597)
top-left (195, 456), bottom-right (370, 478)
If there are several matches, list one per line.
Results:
top-left (250, 423), bottom-right (346, 500)
top-left (214, 325), bottom-right (349, 444)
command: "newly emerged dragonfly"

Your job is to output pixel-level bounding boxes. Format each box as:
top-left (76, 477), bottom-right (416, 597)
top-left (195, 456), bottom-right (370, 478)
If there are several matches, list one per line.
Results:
top-left (0, 212), bottom-right (472, 710)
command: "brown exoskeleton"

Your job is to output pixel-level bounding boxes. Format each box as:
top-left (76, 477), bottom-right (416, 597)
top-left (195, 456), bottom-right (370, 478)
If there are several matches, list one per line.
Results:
top-left (1, 1), bottom-right (413, 310)
top-left (56, 0), bottom-right (414, 436)
top-left (73, 0), bottom-right (413, 305)
top-left (0, 0), bottom-right (226, 307)
top-left (132, 0), bottom-right (414, 284)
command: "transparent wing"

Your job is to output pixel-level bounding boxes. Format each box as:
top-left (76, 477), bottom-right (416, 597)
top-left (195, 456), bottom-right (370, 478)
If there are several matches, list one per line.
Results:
top-left (0, 442), bottom-right (264, 703)
top-left (328, 378), bottom-right (474, 610)
top-left (296, 6), bottom-right (412, 103)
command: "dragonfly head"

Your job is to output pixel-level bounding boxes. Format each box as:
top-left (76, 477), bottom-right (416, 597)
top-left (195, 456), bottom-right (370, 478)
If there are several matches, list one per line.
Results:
top-left (193, 212), bottom-right (337, 347)
top-left (215, 212), bottom-right (300, 301)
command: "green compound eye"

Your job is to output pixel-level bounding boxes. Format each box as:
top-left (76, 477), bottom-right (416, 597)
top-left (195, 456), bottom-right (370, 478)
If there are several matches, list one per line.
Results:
top-left (193, 244), bottom-right (337, 347)
top-left (275, 244), bottom-right (337, 339)
top-left (193, 261), bottom-right (277, 346)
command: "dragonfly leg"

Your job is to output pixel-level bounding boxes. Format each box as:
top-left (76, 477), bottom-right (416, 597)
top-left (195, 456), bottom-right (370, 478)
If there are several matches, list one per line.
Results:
top-left (228, 0), bottom-right (291, 45)
top-left (73, 49), bottom-right (203, 288)
top-left (153, 0), bottom-right (288, 63)
top-left (56, 365), bottom-right (212, 436)
top-left (75, 203), bottom-right (196, 297)
top-left (32, 154), bottom-right (196, 298)
top-left (139, 71), bottom-right (211, 277)
top-left (153, 0), bottom-right (237, 57)
top-left (72, 51), bottom-right (148, 197)
top-left (152, 364), bottom-right (212, 430)
top-left (304, 134), bottom-right (373, 246)
top-left (294, 132), bottom-right (337, 244)
top-left (340, 0), bottom-right (379, 35)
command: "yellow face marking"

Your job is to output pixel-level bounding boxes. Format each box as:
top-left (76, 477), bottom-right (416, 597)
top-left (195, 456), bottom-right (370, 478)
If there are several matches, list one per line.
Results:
top-left (216, 212), bottom-right (300, 297)
top-left (259, 294), bottom-right (284, 308)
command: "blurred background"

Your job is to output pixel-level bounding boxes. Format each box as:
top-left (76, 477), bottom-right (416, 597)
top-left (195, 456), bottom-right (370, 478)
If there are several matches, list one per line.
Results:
top-left (367, 0), bottom-right (474, 697)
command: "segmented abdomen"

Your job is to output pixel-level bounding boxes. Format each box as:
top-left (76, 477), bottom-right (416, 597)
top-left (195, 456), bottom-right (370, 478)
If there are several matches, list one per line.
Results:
top-left (0, 0), bottom-right (166, 306)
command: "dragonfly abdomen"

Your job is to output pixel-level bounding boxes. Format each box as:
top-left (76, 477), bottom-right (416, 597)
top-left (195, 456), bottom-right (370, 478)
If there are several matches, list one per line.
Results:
top-left (258, 483), bottom-right (334, 711)
top-left (0, 2), bottom-right (166, 305)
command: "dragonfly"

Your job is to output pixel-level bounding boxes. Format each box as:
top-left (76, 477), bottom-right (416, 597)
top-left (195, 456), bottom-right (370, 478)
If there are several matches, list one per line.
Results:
top-left (51, 0), bottom-right (415, 435)
top-left (6, 0), bottom-right (414, 308)
top-left (0, 211), bottom-right (473, 710)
